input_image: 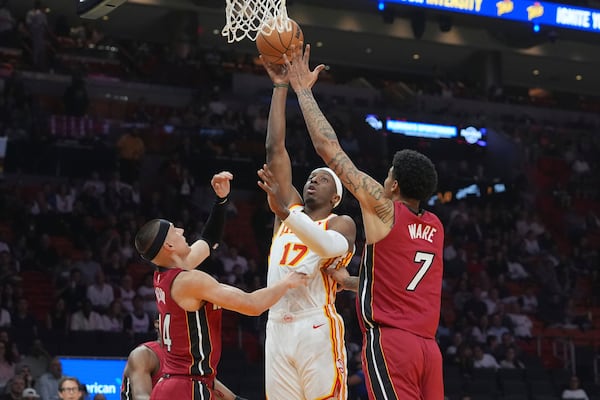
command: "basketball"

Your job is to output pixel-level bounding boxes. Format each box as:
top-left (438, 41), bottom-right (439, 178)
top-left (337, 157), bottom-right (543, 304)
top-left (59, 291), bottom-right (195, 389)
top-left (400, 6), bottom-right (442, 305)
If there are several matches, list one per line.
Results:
top-left (256, 18), bottom-right (304, 65)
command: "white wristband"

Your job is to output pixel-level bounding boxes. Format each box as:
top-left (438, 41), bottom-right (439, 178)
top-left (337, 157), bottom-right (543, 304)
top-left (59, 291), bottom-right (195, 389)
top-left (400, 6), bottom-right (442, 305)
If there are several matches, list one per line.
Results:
top-left (283, 211), bottom-right (349, 258)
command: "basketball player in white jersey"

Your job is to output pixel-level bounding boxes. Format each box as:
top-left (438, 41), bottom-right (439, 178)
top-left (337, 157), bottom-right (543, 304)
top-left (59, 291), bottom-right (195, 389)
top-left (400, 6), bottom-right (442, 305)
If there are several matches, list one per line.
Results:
top-left (257, 59), bottom-right (356, 400)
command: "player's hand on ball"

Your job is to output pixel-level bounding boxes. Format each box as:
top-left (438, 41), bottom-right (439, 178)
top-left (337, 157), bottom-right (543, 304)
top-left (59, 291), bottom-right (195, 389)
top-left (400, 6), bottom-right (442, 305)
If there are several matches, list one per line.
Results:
top-left (284, 44), bottom-right (325, 92)
top-left (260, 57), bottom-right (289, 85)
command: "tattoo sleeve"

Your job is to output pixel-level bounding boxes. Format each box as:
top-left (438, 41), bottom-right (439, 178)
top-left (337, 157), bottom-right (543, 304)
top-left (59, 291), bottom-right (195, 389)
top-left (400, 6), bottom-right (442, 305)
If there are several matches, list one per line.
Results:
top-left (296, 88), bottom-right (390, 223)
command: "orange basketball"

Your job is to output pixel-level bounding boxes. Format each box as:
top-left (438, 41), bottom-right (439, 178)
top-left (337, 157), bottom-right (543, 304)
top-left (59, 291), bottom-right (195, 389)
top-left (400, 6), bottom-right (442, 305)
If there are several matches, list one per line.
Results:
top-left (256, 18), bottom-right (304, 65)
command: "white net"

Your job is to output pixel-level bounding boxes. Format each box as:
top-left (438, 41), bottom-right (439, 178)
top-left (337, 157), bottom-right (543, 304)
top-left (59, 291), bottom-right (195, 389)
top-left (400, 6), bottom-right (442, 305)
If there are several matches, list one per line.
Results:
top-left (222, 0), bottom-right (289, 43)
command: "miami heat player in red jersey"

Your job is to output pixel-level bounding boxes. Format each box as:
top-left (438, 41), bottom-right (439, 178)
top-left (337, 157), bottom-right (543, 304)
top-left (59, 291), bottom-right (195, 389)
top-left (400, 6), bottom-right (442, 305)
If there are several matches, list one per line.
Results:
top-left (153, 267), bottom-right (222, 399)
top-left (283, 47), bottom-right (444, 400)
top-left (134, 171), bottom-right (309, 400)
top-left (358, 201), bottom-right (444, 400)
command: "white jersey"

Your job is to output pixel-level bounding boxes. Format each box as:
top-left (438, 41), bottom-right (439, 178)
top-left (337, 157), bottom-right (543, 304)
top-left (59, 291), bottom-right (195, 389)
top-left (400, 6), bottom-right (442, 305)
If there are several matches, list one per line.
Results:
top-left (265, 205), bottom-right (353, 400)
top-left (267, 205), bottom-right (354, 316)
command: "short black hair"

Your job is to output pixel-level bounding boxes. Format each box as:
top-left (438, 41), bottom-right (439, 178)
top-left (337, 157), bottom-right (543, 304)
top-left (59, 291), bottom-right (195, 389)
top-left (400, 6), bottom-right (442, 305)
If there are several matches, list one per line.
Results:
top-left (135, 219), bottom-right (162, 256)
top-left (392, 149), bottom-right (438, 202)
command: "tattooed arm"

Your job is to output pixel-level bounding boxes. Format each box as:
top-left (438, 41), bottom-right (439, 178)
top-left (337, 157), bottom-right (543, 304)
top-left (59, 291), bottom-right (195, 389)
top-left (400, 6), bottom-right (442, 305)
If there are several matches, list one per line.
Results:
top-left (284, 45), bottom-right (394, 244)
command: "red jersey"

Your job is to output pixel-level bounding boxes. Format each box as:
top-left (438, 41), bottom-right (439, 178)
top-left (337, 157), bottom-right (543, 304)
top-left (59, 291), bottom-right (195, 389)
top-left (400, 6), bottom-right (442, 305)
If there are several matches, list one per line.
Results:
top-left (143, 341), bottom-right (164, 387)
top-left (154, 267), bottom-right (222, 379)
top-left (357, 202), bottom-right (444, 339)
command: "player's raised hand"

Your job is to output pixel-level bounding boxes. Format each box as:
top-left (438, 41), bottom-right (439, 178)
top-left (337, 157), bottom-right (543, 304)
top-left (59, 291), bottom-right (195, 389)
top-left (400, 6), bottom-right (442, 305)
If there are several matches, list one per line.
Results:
top-left (257, 164), bottom-right (289, 221)
top-left (211, 171), bottom-right (233, 199)
top-left (284, 43), bottom-right (325, 92)
top-left (260, 56), bottom-right (289, 85)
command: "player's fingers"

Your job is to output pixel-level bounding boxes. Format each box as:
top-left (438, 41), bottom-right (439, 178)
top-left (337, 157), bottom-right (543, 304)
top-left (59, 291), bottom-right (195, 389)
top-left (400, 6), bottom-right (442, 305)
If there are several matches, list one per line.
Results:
top-left (303, 43), bottom-right (310, 64)
top-left (314, 64), bottom-right (325, 75)
top-left (257, 181), bottom-right (271, 192)
top-left (282, 53), bottom-right (292, 69)
top-left (216, 171), bottom-right (233, 180)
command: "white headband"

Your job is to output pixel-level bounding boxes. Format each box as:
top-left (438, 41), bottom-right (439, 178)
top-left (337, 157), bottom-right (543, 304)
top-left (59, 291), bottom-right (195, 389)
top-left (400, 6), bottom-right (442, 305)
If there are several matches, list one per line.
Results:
top-left (311, 167), bottom-right (343, 208)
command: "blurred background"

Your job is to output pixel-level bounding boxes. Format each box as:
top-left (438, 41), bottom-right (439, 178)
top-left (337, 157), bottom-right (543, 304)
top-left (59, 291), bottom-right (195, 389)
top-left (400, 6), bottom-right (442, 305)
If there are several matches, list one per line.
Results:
top-left (0, 0), bottom-right (599, 399)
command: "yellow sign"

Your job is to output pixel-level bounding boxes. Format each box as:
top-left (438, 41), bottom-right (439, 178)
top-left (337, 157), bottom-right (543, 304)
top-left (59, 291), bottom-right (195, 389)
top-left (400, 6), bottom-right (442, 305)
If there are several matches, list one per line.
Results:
top-left (496, 0), bottom-right (514, 16)
top-left (527, 1), bottom-right (544, 20)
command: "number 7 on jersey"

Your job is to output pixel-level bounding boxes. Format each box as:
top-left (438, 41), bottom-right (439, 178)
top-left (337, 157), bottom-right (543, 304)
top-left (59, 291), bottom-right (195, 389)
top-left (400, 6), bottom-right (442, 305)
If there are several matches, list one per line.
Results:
top-left (406, 251), bottom-right (434, 291)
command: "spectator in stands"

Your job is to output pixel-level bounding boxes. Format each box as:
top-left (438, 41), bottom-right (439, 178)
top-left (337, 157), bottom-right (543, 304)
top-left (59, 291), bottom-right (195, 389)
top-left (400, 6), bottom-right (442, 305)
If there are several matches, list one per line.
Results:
top-left (135, 273), bottom-right (156, 316)
top-left (53, 184), bottom-right (75, 215)
top-left (562, 299), bottom-right (592, 331)
top-left (55, 376), bottom-right (80, 400)
top-left (483, 287), bottom-right (501, 316)
top-left (347, 349), bottom-right (367, 400)
top-left (57, 268), bottom-right (86, 313)
top-left (0, 340), bottom-right (15, 391)
top-left (506, 253), bottom-right (529, 281)
top-left (494, 331), bottom-right (519, 361)
top-left (220, 245), bottom-right (248, 276)
top-left (453, 278), bottom-right (471, 311)
top-left (123, 296), bottom-right (152, 336)
top-left (81, 172), bottom-right (105, 198)
top-left (25, 0), bottom-right (48, 71)
top-left (561, 376), bottom-right (589, 400)
top-left (499, 347), bottom-right (525, 369)
top-left (1, 374), bottom-right (25, 400)
top-left (63, 73), bottom-right (89, 118)
top-left (85, 270), bottom-right (113, 314)
top-left (456, 344), bottom-right (474, 377)
top-left (22, 387), bottom-right (41, 400)
top-left (69, 299), bottom-right (102, 331)
top-left (472, 344), bottom-right (499, 370)
top-left (72, 249), bottom-right (101, 287)
top-left (116, 130), bottom-right (145, 184)
top-left (11, 298), bottom-right (37, 354)
top-left (18, 340), bottom-right (49, 382)
top-left (507, 302), bottom-right (533, 338)
top-left (519, 286), bottom-right (538, 315)
top-left (463, 286), bottom-right (487, 325)
top-left (487, 313), bottom-right (511, 342)
top-left (17, 364), bottom-right (35, 389)
top-left (45, 298), bottom-right (69, 335)
top-left (115, 275), bottom-right (134, 313)
top-left (0, 0), bottom-right (16, 47)
top-left (101, 300), bottom-right (123, 332)
top-left (445, 332), bottom-right (464, 360)
top-left (100, 250), bottom-right (124, 287)
top-left (470, 315), bottom-right (490, 345)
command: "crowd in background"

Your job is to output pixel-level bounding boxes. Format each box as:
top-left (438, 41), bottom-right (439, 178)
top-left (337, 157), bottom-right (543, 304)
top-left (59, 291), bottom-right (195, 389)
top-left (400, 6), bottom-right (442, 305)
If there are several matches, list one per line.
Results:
top-left (0, 1), bottom-right (599, 400)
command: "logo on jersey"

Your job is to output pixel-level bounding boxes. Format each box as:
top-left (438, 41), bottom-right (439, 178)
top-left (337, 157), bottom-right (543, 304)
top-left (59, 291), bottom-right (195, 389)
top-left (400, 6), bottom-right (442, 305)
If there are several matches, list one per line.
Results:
top-left (336, 358), bottom-right (345, 373)
top-left (155, 287), bottom-right (166, 304)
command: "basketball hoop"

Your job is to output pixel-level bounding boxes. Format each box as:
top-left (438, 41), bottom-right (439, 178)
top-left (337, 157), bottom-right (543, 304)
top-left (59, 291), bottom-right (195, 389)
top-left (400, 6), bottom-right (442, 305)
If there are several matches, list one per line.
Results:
top-left (222, 0), bottom-right (290, 42)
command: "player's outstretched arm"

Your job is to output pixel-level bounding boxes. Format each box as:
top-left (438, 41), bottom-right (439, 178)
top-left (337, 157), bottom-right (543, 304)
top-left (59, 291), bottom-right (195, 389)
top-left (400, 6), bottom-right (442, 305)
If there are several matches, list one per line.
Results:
top-left (183, 171), bottom-right (233, 269)
top-left (172, 269), bottom-right (308, 316)
top-left (122, 346), bottom-right (158, 400)
top-left (284, 45), bottom-right (394, 243)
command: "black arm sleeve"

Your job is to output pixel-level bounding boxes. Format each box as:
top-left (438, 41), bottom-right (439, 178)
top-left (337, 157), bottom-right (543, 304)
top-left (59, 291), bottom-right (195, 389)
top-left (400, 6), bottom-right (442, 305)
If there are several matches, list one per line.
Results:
top-left (201, 196), bottom-right (228, 250)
